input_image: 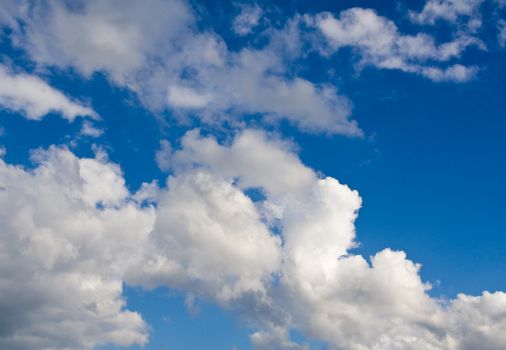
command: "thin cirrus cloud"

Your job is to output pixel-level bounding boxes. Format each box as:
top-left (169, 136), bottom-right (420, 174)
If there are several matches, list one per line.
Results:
top-left (2, 130), bottom-right (506, 349)
top-left (0, 65), bottom-right (97, 121)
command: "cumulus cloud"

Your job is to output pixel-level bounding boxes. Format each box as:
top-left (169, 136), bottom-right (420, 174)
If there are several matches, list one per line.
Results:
top-left (2, 132), bottom-right (506, 349)
top-left (0, 147), bottom-right (153, 349)
top-left (1, 1), bottom-right (505, 348)
top-left (0, 65), bottom-right (98, 120)
top-left (311, 8), bottom-right (481, 82)
top-left (128, 170), bottom-right (282, 303)
top-left (145, 130), bottom-right (506, 350)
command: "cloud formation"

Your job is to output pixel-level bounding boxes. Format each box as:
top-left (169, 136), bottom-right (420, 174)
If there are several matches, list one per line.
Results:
top-left (1, 0), bottom-right (488, 134)
top-left (311, 8), bottom-right (481, 82)
top-left (154, 129), bottom-right (506, 350)
top-left (0, 147), bottom-right (152, 349)
top-left (1, 1), bottom-right (506, 349)
top-left (1, 0), bottom-right (358, 135)
top-left (409, 0), bottom-right (484, 25)
top-left (3, 131), bottom-right (506, 349)
top-left (0, 65), bottom-right (97, 120)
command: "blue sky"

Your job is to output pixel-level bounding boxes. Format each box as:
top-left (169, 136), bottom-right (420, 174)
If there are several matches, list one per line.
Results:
top-left (1, 0), bottom-right (506, 349)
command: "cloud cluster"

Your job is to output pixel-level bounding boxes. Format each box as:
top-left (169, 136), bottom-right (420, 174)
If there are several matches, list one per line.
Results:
top-left (1, 1), bottom-right (506, 349)
top-left (311, 8), bottom-right (481, 82)
top-left (3, 131), bottom-right (506, 349)
top-left (0, 0), bottom-right (359, 135)
top-left (0, 0), bottom-right (487, 134)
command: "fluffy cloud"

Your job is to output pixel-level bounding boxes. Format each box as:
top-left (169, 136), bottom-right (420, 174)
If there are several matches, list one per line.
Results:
top-left (0, 147), bottom-right (153, 349)
top-left (312, 8), bottom-right (481, 82)
top-left (1, 0), bottom-right (359, 135)
top-left (15, 0), bottom-right (192, 86)
top-left (158, 27), bottom-right (360, 135)
top-left (2, 1), bottom-right (483, 133)
top-left (2, 132), bottom-right (506, 349)
top-left (0, 65), bottom-right (97, 120)
top-left (129, 170), bottom-right (282, 303)
top-left (0, 0), bottom-right (496, 140)
top-left (153, 130), bottom-right (506, 350)
top-left (168, 129), bottom-right (317, 198)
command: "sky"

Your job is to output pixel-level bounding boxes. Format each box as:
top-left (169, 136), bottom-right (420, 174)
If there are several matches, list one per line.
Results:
top-left (0, 0), bottom-right (506, 349)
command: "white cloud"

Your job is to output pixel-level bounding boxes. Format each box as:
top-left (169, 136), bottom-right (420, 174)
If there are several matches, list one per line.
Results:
top-left (150, 129), bottom-right (506, 350)
top-left (129, 170), bottom-right (282, 303)
top-left (0, 65), bottom-right (98, 120)
top-left (79, 121), bottom-right (104, 138)
top-left (233, 4), bottom-right (263, 36)
top-left (0, 1), bottom-right (505, 347)
top-left (165, 39), bottom-right (359, 134)
top-left (167, 85), bottom-right (212, 109)
top-left (168, 129), bottom-right (317, 198)
top-left (0, 147), bottom-right (154, 349)
top-left (422, 63), bottom-right (478, 82)
top-left (2, 133), bottom-right (506, 349)
top-left (0, 1), bottom-right (491, 133)
top-left (312, 8), bottom-right (481, 82)
top-left (251, 326), bottom-right (308, 350)
top-left (2, 0), bottom-right (360, 135)
top-left (409, 0), bottom-right (484, 25)
top-left (15, 0), bottom-right (192, 85)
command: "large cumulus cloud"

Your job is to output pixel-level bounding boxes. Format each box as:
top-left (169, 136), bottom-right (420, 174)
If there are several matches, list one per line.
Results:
top-left (2, 130), bottom-right (506, 349)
